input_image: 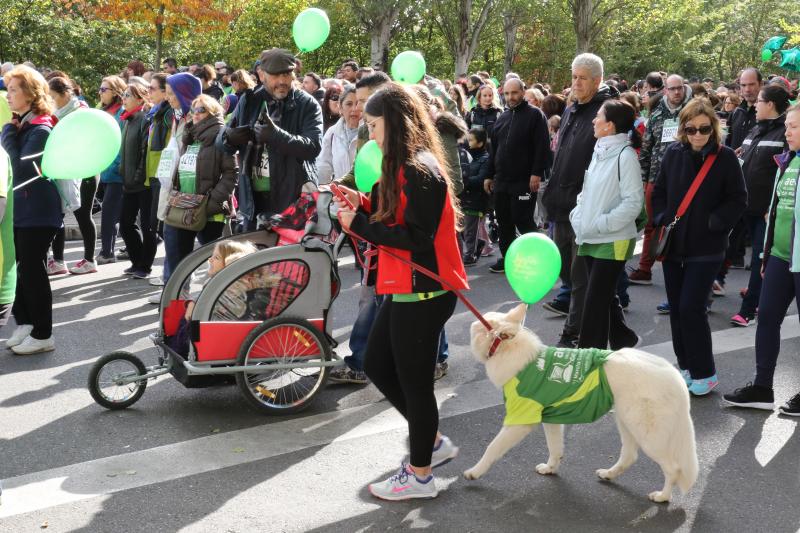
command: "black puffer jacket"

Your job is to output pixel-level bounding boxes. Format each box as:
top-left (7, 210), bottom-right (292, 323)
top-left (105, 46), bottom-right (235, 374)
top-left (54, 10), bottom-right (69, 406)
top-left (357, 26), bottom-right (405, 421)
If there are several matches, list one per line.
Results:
top-left (726, 101), bottom-right (757, 150)
top-left (466, 105), bottom-right (502, 138)
top-left (740, 114), bottom-right (788, 216)
top-left (179, 115), bottom-right (239, 216)
top-left (541, 85), bottom-right (613, 221)
top-left (487, 101), bottom-right (551, 194)
top-left (119, 109), bottom-right (149, 193)
top-left (459, 147), bottom-right (490, 213)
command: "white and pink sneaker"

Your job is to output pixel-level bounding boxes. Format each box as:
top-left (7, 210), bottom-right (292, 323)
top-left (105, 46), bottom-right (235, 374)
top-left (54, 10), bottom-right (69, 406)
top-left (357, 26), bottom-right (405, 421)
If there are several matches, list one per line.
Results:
top-left (46, 257), bottom-right (67, 276)
top-left (368, 463), bottom-right (438, 501)
top-left (68, 259), bottom-right (98, 275)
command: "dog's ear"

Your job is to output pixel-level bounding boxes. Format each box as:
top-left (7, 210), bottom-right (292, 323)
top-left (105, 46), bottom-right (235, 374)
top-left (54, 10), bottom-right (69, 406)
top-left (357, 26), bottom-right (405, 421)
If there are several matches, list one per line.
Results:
top-left (506, 303), bottom-right (528, 325)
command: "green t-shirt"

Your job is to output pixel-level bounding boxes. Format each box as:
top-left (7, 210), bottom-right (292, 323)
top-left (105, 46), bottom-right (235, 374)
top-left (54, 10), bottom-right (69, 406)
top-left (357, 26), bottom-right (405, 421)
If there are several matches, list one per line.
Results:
top-left (578, 238), bottom-right (636, 261)
top-left (503, 346), bottom-right (614, 425)
top-left (0, 147), bottom-right (16, 303)
top-left (771, 157), bottom-right (800, 262)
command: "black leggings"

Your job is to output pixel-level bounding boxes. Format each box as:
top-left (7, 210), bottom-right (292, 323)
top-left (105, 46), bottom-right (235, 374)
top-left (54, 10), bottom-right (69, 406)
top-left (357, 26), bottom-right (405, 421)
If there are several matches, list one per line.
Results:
top-left (363, 292), bottom-right (457, 467)
top-left (577, 256), bottom-right (637, 350)
top-left (52, 178), bottom-right (98, 262)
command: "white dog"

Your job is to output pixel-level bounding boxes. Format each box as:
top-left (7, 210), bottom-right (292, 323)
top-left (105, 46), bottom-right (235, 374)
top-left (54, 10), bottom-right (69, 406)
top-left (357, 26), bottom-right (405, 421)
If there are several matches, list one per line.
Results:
top-left (464, 304), bottom-right (698, 503)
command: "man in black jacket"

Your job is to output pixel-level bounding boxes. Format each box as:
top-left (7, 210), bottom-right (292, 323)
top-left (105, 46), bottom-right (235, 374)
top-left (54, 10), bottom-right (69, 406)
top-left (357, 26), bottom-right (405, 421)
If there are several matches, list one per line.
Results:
top-left (541, 53), bottom-right (614, 347)
top-left (220, 48), bottom-right (323, 227)
top-left (727, 68), bottom-right (762, 151)
top-left (484, 78), bottom-right (551, 273)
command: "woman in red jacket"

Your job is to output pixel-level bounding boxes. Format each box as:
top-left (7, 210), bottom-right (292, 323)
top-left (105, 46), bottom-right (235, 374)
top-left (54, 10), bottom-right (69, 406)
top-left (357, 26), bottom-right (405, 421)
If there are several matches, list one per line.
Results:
top-left (336, 83), bottom-right (468, 501)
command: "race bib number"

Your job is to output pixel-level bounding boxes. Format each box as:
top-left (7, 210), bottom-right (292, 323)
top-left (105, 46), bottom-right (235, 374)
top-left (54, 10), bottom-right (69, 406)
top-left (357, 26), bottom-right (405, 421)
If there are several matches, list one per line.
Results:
top-left (252, 149), bottom-right (270, 192)
top-left (661, 119), bottom-right (678, 143)
top-left (155, 146), bottom-right (177, 181)
top-left (178, 144), bottom-right (200, 173)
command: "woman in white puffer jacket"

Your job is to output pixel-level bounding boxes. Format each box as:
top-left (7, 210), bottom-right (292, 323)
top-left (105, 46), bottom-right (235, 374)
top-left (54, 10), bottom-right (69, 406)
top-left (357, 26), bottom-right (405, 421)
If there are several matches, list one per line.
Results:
top-left (569, 99), bottom-right (644, 350)
top-left (316, 85), bottom-right (361, 184)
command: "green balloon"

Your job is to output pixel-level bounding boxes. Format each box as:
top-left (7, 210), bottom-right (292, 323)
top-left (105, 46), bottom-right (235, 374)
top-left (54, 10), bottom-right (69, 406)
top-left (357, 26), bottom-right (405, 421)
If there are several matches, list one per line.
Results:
top-left (490, 77), bottom-right (500, 88)
top-left (391, 51), bottom-right (426, 84)
top-left (41, 108), bottom-right (121, 180)
top-left (779, 48), bottom-right (800, 70)
top-left (504, 232), bottom-right (561, 304)
top-left (292, 8), bottom-right (330, 53)
top-left (0, 93), bottom-right (10, 128)
top-left (354, 140), bottom-right (383, 192)
top-left (761, 49), bottom-right (773, 62)
top-left (764, 36), bottom-right (788, 52)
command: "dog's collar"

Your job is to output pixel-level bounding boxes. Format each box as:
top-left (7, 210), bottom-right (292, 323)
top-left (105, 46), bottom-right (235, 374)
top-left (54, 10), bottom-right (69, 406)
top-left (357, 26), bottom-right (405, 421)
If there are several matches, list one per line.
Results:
top-left (487, 331), bottom-right (510, 358)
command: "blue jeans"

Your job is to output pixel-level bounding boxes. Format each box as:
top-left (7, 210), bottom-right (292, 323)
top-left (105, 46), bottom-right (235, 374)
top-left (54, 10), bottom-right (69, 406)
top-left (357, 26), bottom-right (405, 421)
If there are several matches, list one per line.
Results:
top-left (346, 286), bottom-right (382, 372)
top-left (739, 214), bottom-right (767, 318)
top-left (163, 222), bottom-right (224, 282)
top-left (662, 259), bottom-right (722, 379)
top-left (437, 330), bottom-right (449, 363)
top-left (754, 256), bottom-right (800, 388)
top-left (99, 182), bottom-right (123, 258)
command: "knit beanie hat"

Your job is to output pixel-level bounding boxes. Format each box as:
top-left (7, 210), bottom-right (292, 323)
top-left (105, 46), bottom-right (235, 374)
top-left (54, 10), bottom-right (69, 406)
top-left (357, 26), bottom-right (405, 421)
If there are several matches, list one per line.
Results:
top-left (166, 73), bottom-right (202, 116)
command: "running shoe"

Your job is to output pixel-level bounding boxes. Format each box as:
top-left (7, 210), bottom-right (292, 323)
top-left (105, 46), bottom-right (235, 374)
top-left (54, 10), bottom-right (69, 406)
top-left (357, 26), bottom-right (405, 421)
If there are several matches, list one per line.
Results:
top-left (95, 254), bottom-right (116, 265)
top-left (730, 314), bottom-right (755, 327)
top-left (327, 367), bottom-right (369, 384)
top-left (46, 258), bottom-right (67, 276)
top-left (688, 374), bottom-right (718, 396)
top-left (656, 301), bottom-right (671, 314)
top-left (433, 361), bottom-right (448, 381)
top-left (627, 268), bottom-right (652, 285)
top-left (368, 463), bottom-right (437, 501)
top-left (149, 276), bottom-right (165, 287)
top-left (722, 382), bottom-right (774, 410)
top-left (431, 435), bottom-right (459, 468)
top-left (779, 392), bottom-right (800, 417)
top-left (712, 280), bottom-right (725, 296)
top-left (542, 299), bottom-right (570, 317)
top-left (69, 259), bottom-right (97, 275)
top-left (489, 259), bottom-right (505, 273)
top-left (679, 369), bottom-right (691, 387)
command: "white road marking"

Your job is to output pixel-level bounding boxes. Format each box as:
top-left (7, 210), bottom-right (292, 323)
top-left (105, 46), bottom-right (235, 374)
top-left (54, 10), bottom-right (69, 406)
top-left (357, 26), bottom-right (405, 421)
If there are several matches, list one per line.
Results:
top-left (2, 321), bottom-right (795, 520)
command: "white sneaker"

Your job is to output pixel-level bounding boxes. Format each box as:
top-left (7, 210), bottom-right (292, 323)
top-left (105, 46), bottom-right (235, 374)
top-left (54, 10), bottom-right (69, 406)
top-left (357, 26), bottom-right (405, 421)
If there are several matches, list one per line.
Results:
top-left (431, 435), bottom-right (459, 468)
top-left (6, 324), bottom-right (33, 348)
top-left (368, 463), bottom-right (438, 501)
top-left (46, 258), bottom-right (67, 276)
top-left (11, 335), bottom-right (55, 355)
top-left (69, 259), bottom-right (98, 275)
top-left (148, 292), bottom-right (162, 305)
top-left (149, 277), bottom-right (165, 287)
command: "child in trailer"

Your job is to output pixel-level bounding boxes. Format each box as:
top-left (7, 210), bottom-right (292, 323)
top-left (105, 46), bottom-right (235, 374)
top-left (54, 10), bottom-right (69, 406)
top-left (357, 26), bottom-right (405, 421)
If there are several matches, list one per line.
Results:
top-left (168, 240), bottom-right (257, 356)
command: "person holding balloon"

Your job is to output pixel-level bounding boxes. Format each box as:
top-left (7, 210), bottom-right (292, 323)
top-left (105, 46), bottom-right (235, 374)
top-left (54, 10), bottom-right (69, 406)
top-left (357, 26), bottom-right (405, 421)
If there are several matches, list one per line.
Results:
top-left (334, 83), bottom-right (467, 501)
top-left (569, 99), bottom-right (643, 350)
top-left (118, 82), bottom-right (156, 279)
top-left (96, 75), bottom-right (127, 265)
top-left (1, 65), bottom-right (61, 354)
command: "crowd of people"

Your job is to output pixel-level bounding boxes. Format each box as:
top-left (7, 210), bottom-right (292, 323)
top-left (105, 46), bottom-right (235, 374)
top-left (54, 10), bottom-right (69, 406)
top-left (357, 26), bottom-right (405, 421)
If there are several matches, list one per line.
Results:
top-left (1, 47), bottom-right (800, 500)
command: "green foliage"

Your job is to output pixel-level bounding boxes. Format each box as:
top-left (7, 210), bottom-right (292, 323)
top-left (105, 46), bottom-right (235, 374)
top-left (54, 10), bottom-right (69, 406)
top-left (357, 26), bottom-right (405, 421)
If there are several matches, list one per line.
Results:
top-left (0, 0), bottom-right (796, 102)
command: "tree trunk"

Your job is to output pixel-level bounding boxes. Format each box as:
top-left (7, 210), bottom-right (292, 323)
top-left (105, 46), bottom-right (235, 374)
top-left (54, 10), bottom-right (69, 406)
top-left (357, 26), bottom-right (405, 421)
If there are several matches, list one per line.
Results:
top-left (370, 15), bottom-right (393, 70)
top-left (571, 0), bottom-right (593, 53)
top-left (502, 11), bottom-right (518, 76)
top-left (450, 0), bottom-right (496, 79)
top-left (154, 4), bottom-right (165, 70)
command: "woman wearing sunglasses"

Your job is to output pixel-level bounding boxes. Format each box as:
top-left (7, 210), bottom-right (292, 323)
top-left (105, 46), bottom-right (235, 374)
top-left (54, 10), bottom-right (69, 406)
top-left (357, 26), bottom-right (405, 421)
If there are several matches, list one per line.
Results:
top-left (163, 94), bottom-right (237, 278)
top-left (118, 83), bottom-right (155, 279)
top-left (321, 83), bottom-right (342, 132)
top-left (651, 98), bottom-right (747, 396)
top-left (96, 75), bottom-right (127, 265)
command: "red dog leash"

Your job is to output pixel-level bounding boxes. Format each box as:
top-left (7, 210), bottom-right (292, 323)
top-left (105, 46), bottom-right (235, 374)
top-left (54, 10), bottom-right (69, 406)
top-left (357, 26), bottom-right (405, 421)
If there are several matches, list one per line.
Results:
top-left (330, 184), bottom-right (507, 357)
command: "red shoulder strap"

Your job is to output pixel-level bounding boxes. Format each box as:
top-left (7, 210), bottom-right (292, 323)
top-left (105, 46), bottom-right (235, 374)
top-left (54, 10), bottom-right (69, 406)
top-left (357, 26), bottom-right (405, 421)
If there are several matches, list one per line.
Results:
top-left (675, 151), bottom-right (718, 219)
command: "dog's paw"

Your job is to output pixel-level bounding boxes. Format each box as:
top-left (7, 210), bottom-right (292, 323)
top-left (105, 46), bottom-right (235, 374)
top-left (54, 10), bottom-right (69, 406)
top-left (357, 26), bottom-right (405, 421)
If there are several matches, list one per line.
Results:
top-left (463, 467), bottom-right (481, 480)
top-left (596, 468), bottom-right (615, 480)
top-left (535, 463), bottom-right (557, 475)
top-left (648, 490), bottom-right (671, 503)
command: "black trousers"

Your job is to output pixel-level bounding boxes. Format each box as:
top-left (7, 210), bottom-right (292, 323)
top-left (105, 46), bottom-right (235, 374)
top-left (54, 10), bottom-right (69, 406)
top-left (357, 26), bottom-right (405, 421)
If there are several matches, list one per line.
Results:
top-left (363, 292), bottom-right (457, 467)
top-left (52, 177), bottom-right (98, 262)
top-left (120, 188), bottom-right (157, 272)
top-left (14, 226), bottom-right (58, 339)
top-left (578, 256), bottom-right (637, 350)
top-left (494, 189), bottom-right (537, 257)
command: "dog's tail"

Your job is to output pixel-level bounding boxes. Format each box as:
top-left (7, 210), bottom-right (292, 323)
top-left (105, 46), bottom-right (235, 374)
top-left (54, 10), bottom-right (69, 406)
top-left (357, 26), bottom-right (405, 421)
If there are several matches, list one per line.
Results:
top-left (674, 412), bottom-right (699, 494)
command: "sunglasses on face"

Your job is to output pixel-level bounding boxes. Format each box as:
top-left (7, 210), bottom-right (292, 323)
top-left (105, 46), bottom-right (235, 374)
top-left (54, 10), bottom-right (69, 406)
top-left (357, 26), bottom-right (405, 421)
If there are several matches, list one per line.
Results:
top-left (684, 125), bottom-right (713, 136)
top-left (190, 106), bottom-right (207, 114)
top-left (329, 95), bottom-right (339, 101)
top-left (98, 87), bottom-right (111, 93)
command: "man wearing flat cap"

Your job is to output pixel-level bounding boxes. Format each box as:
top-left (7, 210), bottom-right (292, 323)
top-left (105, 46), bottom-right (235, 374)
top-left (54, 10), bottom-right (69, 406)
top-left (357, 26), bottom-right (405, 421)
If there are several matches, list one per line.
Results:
top-left (219, 48), bottom-right (323, 229)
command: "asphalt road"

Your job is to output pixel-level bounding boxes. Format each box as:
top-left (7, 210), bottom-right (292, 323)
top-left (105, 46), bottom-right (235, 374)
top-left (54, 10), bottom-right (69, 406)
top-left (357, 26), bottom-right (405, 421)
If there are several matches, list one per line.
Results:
top-left (1, 238), bottom-right (799, 532)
